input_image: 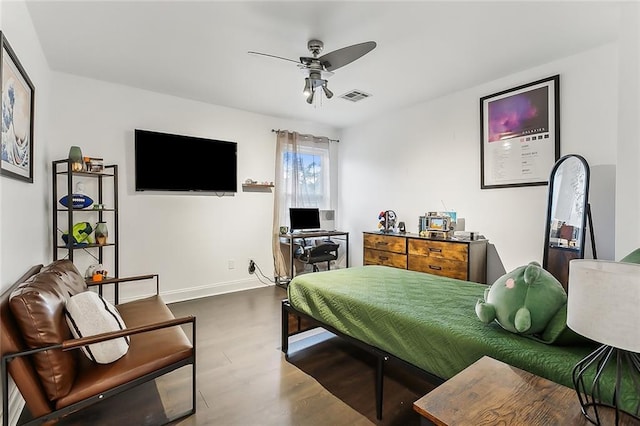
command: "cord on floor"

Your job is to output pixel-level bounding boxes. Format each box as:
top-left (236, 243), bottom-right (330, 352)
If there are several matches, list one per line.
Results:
top-left (252, 260), bottom-right (276, 286)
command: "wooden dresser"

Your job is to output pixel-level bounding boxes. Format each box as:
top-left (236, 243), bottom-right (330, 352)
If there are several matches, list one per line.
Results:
top-left (363, 231), bottom-right (488, 283)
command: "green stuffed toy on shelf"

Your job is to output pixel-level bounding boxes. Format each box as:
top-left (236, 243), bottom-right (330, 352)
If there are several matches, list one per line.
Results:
top-left (475, 261), bottom-right (567, 335)
top-left (62, 222), bottom-right (94, 247)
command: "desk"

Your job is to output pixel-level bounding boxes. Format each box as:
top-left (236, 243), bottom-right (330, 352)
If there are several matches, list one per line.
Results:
top-left (413, 356), bottom-right (635, 425)
top-left (278, 230), bottom-right (349, 285)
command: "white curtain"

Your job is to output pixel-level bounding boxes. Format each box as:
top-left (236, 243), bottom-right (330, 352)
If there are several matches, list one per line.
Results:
top-left (272, 130), bottom-right (332, 278)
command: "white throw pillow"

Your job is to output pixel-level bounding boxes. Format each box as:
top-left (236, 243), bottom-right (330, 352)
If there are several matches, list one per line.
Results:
top-left (65, 291), bottom-right (130, 364)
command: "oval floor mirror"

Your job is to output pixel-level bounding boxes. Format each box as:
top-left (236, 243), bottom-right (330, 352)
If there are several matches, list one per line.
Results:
top-left (542, 154), bottom-right (596, 290)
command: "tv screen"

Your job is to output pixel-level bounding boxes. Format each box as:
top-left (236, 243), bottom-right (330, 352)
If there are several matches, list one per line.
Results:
top-left (289, 208), bottom-right (320, 231)
top-left (135, 129), bottom-right (237, 192)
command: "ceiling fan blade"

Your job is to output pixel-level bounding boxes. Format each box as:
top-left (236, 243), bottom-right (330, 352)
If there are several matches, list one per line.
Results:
top-left (318, 41), bottom-right (376, 72)
top-left (247, 51), bottom-right (300, 65)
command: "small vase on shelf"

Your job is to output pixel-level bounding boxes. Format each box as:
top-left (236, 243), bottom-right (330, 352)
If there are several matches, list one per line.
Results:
top-left (95, 222), bottom-right (108, 245)
top-left (68, 146), bottom-right (84, 172)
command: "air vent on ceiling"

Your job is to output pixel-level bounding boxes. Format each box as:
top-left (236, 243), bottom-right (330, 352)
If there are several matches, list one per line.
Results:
top-left (339, 90), bottom-right (372, 102)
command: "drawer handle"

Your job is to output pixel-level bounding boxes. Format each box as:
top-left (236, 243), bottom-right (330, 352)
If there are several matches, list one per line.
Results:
top-left (429, 248), bottom-right (442, 253)
top-left (379, 256), bottom-right (389, 261)
top-left (429, 265), bottom-right (442, 270)
top-left (377, 242), bottom-right (388, 246)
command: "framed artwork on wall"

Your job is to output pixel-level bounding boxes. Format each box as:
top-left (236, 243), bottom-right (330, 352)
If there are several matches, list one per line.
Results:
top-left (1, 31), bottom-right (35, 183)
top-left (480, 75), bottom-right (560, 189)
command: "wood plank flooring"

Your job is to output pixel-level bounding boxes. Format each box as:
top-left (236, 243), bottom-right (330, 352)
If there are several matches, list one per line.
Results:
top-left (166, 285), bottom-right (436, 425)
top-left (21, 285), bottom-right (434, 425)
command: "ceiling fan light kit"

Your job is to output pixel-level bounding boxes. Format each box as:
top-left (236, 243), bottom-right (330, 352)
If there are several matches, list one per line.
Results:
top-left (322, 85), bottom-right (333, 99)
top-left (303, 75), bottom-right (333, 104)
top-left (249, 39), bottom-right (376, 105)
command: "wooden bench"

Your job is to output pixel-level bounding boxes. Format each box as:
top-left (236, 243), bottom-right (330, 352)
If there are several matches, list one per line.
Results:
top-left (0, 260), bottom-right (196, 425)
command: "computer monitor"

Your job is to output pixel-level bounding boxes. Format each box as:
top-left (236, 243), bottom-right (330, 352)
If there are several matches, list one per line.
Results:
top-left (289, 208), bottom-right (321, 232)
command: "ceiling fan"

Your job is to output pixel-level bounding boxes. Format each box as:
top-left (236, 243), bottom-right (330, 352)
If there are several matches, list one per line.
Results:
top-left (248, 39), bottom-right (376, 104)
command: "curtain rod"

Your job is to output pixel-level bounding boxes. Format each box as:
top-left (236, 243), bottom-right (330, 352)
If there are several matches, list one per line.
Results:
top-left (271, 129), bottom-right (339, 143)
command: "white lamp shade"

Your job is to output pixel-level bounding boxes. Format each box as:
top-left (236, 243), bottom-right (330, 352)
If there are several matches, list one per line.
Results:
top-left (567, 259), bottom-right (640, 353)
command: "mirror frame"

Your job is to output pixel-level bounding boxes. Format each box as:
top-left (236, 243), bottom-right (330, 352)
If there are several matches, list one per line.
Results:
top-left (542, 154), bottom-right (590, 289)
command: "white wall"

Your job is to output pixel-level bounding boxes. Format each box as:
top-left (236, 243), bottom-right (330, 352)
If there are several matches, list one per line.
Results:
top-left (1, 1), bottom-right (53, 424)
top-left (615, 2), bottom-right (640, 257)
top-left (1, 2), bottom-right (52, 288)
top-left (339, 43), bottom-right (620, 278)
top-left (48, 72), bottom-right (339, 302)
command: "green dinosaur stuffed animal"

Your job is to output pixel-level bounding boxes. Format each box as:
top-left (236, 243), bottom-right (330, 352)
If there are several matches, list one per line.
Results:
top-left (475, 261), bottom-right (567, 335)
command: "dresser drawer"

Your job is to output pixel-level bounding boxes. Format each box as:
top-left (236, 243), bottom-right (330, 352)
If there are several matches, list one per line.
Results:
top-left (408, 255), bottom-right (468, 281)
top-left (408, 239), bottom-right (468, 262)
top-left (364, 234), bottom-right (407, 254)
top-left (364, 248), bottom-right (407, 269)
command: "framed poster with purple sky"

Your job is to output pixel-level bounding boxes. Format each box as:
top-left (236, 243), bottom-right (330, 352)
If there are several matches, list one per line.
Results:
top-left (480, 75), bottom-right (560, 189)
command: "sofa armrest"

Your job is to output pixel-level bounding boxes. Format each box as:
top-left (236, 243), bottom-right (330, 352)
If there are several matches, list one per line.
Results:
top-left (86, 274), bottom-right (159, 304)
top-left (62, 315), bottom-right (194, 350)
top-left (2, 315), bottom-right (194, 363)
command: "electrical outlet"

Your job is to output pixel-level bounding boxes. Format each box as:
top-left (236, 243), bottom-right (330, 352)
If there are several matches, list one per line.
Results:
top-left (228, 259), bottom-right (235, 270)
top-left (248, 259), bottom-right (256, 274)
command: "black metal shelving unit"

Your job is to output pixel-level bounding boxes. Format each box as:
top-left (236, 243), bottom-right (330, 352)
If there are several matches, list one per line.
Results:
top-left (52, 159), bottom-right (119, 298)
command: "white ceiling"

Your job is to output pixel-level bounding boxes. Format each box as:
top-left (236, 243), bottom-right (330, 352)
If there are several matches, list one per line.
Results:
top-left (25, 1), bottom-right (622, 129)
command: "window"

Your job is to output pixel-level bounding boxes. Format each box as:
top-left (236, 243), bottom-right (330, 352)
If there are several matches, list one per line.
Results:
top-left (282, 144), bottom-right (330, 208)
top-left (273, 130), bottom-right (335, 278)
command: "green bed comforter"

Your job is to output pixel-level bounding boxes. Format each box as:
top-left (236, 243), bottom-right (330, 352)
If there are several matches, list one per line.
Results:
top-left (288, 265), bottom-right (614, 398)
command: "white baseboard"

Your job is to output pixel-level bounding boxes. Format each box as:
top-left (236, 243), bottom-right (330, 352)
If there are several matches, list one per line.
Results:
top-left (115, 277), bottom-right (273, 305)
top-left (159, 277), bottom-right (271, 304)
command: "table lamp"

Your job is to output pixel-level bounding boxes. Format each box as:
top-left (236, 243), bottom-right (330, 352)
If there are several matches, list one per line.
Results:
top-left (567, 259), bottom-right (640, 425)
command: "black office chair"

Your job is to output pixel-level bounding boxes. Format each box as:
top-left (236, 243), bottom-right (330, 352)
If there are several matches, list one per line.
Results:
top-left (298, 242), bottom-right (340, 272)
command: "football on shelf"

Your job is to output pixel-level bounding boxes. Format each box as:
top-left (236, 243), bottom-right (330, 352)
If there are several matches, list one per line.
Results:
top-left (59, 194), bottom-right (94, 209)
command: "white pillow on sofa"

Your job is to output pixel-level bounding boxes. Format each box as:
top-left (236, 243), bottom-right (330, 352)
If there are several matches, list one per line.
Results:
top-left (65, 291), bottom-right (130, 364)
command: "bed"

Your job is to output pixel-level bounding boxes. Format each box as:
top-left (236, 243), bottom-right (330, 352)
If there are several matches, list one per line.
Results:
top-left (281, 265), bottom-right (631, 420)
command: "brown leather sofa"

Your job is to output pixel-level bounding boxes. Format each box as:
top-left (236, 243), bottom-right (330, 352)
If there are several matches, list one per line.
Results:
top-left (0, 260), bottom-right (196, 425)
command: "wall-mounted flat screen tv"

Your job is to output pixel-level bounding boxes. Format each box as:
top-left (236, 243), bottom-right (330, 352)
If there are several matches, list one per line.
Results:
top-left (135, 129), bottom-right (237, 192)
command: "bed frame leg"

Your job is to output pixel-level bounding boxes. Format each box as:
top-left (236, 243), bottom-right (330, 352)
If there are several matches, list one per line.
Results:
top-left (376, 355), bottom-right (386, 420)
top-left (281, 300), bottom-right (289, 357)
